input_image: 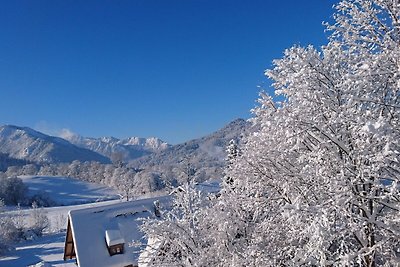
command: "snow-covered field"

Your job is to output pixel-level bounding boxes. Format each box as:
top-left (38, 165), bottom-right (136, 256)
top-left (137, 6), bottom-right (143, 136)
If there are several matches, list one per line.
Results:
top-left (20, 175), bottom-right (120, 205)
top-left (0, 232), bottom-right (75, 267)
top-left (0, 176), bottom-right (124, 267)
top-left (0, 199), bottom-right (127, 267)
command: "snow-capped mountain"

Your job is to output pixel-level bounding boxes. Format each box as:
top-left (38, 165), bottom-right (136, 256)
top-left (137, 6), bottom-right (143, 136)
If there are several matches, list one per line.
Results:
top-left (129, 118), bottom-right (251, 182)
top-left (61, 132), bottom-right (170, 162)
top-left (0, 119), bottom-right (249, 183)
top-left (0, 125), bottom-right (110, 164)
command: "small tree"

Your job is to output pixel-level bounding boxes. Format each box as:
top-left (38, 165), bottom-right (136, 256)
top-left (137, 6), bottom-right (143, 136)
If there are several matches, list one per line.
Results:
top-left (110, 151), bottom-right (125, 167)
top-left (140, 162), bottom-right (215, 266)
top-left (0, 177), bottom-right (28, 205)
top-left (0, 217), bottom-right (17, 255)
top-left (30, 201), bottom-right (49, 237)
top-left (121, 169), bottom-right (135, 201)
top-left (0, 199), bottom-right (17, 255)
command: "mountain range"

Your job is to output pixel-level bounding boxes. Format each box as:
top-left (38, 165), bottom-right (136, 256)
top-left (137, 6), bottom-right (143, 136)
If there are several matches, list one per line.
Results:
top-left (130, 119), bottom-right (248, 167)
top-left (0, 125), bottom-right (110, 164)
top-left (62, 133), bottom-right (170, 162)
top-left (129, 118), bottom-right (250, 182)
top-left (0, 119), bottom-right (250, 181)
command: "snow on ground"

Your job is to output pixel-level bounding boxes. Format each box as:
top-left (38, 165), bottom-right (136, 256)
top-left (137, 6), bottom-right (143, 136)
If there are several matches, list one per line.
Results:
top-left (0, 199), bottom-right (126, 267)
top-left (1, 199), bottom-right (124, 235)
top-left (0, 232), bottom-right (75, 267)
top-left (0, 176), bottom-right (125, 266)
top-left (20, 175), bottom-right (120, 205)
top-left (0, 177), bottom-right (205, 266)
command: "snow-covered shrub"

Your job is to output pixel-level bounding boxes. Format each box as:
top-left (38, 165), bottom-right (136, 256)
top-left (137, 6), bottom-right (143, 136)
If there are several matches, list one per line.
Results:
top-left (0, 201), bottom-right (51, 254)
top-left (50, 213), bottom-right (67, 233)
top-left (29, 202), bottom-right (49, 237)
top-left (132, 171), bottom-right (164, 196)
top-left (29, 191), bottom-right (55, 207)
top-left (0, 214), bottom-right (19, 255)
top-left (0, 176), bottom-right (28, 205)
top-left (140, 178), bottom-right (216, 266)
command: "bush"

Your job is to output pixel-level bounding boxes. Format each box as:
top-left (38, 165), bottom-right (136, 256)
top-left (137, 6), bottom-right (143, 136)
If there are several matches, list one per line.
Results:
top-left (0, 215), bottom-right (20, 255)
top-left (29, 202), bottom-right (49, 237)
top-left (29, 191), bottom-right (55, 207)
top-left (0, 177), bottom-right (28, 205)
top-left (0, 201), bottom-right (50, 255)
top-left (0, 216), bottom-right (18, 243)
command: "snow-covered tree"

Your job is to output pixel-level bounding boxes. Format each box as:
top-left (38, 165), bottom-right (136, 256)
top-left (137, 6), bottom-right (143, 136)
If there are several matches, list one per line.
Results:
top-left (120, 169), bottom-right (135, 201)
top-left (224, 139), bottom-right (240, 189)
top-left (29, 201), bottom-right (49, 237)
top-left (0, 215), bottom-right (17, 255)
top-left (132, 171), bottom-right (164, 196)
top-left (220, 0), bottom-right (400, 266)
top-left (139, 162), bottom-right (217, 267)
top-left (21, 164), bottom-right (38, 176)
top-left (0, 201), bottom-right (21, 255)
top-left (140, 1), bottom-right (400, 266)
top-left (0, 177), bottom-right (28, 205)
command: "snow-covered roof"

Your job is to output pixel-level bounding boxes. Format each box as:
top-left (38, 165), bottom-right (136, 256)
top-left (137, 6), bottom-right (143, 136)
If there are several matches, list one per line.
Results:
top-left (64, 196), bottom-right (170, 267)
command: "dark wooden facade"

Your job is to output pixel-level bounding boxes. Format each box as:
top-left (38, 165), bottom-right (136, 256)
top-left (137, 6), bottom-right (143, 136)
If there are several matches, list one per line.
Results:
top-left (63, 218), bottom-right (76, 260)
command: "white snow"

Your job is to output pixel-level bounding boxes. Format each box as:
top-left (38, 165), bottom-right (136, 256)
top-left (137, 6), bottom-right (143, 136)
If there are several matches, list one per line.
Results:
top-left (0, 232), bottom-right (75, 267)
top-left (20, 176), bottom-right (120, 205)
top-left (0, 176), bottom-right (125, 266)
top-left (0, 196), bottom-right (170, 267)
top-left (68, 196), bottom-right (170, 267)
top-left (0, 199), bottom-right (129, 267)
top-left (105, 230), bottom-right (125, 247)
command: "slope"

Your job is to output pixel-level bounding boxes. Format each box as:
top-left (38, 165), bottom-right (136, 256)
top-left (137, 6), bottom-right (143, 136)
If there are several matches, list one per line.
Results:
top-left (63, 133), bottom-right (170, 162)
top-left (0, 125), bottom-right (110, 164)
top-left (129, 118), bottom-right (250, 183)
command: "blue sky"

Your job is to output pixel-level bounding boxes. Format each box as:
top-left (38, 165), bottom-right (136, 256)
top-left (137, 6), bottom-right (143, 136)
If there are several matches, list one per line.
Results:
top-left (0, 0), bottom-right (336, 144)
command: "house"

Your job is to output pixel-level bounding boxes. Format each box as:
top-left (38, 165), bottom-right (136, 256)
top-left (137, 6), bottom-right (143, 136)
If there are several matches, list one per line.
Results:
top-left (63, 196), bottom-right (169, 267)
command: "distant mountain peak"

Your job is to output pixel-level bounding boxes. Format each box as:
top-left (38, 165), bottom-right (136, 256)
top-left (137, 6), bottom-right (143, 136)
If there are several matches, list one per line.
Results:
top-left (2, 125), bottom-right (48, 139)
top-left (219, 118), bottom-right (248, 131)
top-left (63, 133), bottom-right (170, 162)
top-left (128, 118), bottom-right (250, 182)
top-left (0, 119), bottom-right (249, 176)
top-left (0, 125), bottom-right (110, 164)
